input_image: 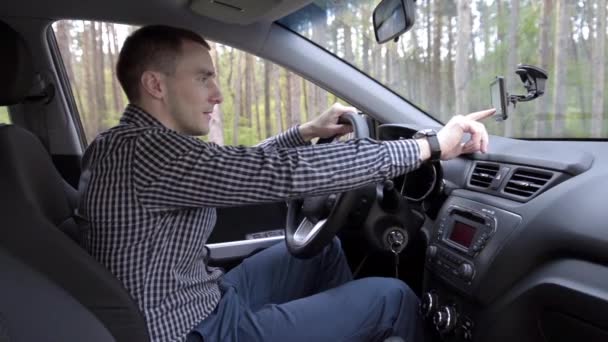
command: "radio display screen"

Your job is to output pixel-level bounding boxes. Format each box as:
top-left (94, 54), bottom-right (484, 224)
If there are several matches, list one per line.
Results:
top-left (449, 221), bottom-right (476, 248)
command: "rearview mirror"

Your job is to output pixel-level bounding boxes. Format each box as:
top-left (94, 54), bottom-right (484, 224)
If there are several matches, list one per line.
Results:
top-left (373, 0), bottom-right (416, 44)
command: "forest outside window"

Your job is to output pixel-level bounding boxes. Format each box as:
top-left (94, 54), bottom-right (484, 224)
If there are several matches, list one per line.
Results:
top-left (51, 20), bottom-right (347, 145)
top-left (0, 107), bottom-right (10, 124)
top-left (281, 0), bottom-right (608, 139)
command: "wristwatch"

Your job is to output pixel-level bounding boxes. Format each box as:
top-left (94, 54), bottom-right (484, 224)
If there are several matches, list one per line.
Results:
top-left (413, 129), bottom-right (441, 162)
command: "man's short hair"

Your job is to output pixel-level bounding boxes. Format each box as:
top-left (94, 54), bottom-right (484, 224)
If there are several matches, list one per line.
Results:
top-left (116, 25), bottom-right (211, 103)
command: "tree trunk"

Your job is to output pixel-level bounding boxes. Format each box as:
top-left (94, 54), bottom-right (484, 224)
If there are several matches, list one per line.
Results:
top-left (504, 0), bottom-right (520, 137)
top-left (362, 29), bottom-right (371, 74)
top-left (385, 44), bottom-right (394, 88)
top-left (591, 0), bottom-right (606, 137)
top-left (208, 106), bottom-right (225, 145)
top-left (107, 24), bottom-right (124, 112)
top-left (83, 21), bottom-right (98, 140)
top-left (411, 27), bottom-right (422, 104)
top-left (55, 21), bottom-right (84, 112)
top-left (244, 54), bottom-right (253, 127)
top-left (496, 0), bottom-right (506, 70)
top-left (252, 62), bottom-right (262, 140)
top-left (432, 0), bottom-right (443, 116)
top-left (55, 21), bottom-right (75, 82)
top-left (304, 81), bottom-right (320, 121)
top-left (91, 22), bottom-right (108, 133)
top-left (94, 22), bottom-right (107, 129)
top-left (232, 53), bottom-right (243, 145)
top-left (454, 0), bottom-right (472, 115)
top-left (274, 66), bottom-right (284, 134)
top-left (535, 0), bottom-right (554, 137)
top-left (344, 25), bottom-right (354, 62)
top-left (446, 16), bottom-right (455, 120)
top-left (372, 47), bottom-right (382, 82)
top-left (264, 60), bottom-right (273, 138)
top-left (287, 71), bottom-right (301, 127)
top-left (208, 42), bottom-right (224, 145)
top-left (552, 1), bottom-right (572, 136)
top-left (425, 0), bottom-right (433, 108)
top-left (316, 87), bottom-right (328, 113)
top-left (571, 36), bottom-right (587, 129)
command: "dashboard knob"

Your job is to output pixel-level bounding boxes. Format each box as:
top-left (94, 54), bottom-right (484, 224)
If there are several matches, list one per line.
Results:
top-left (433, 306), bottom-right (457, 333)
top-left (458, 263), bottom-right (474, 281)
top-left (420, 292), bottom-right (437, 318)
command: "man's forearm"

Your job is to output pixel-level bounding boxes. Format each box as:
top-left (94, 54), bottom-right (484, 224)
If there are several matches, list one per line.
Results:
top-left (301, 119), bottom-right (431, 163)
top-left (415, 138), bottom-right (431, 162)
top-left (298, 122), bottom-right (315, 142)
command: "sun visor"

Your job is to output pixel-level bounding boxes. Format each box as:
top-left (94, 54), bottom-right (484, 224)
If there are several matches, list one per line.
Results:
top-left (189, 0), bottom-right (311, 25)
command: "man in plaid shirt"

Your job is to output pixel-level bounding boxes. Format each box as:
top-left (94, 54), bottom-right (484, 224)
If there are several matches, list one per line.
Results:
top-left (81, 25), bottom-right (493, 342)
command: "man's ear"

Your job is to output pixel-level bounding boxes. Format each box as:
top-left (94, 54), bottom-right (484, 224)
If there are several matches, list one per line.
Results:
top-left (140, 71), bottom-right (166, 100)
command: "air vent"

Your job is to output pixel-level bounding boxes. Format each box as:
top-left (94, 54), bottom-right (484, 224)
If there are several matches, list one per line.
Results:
top-left (503, 168), bottom-right (553, 198)
top-left (469, 163), bottom-right (500, 188)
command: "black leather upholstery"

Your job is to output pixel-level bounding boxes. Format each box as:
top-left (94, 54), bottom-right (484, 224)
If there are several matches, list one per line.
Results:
top-left (0, 20), bottom-right (150, 341)
top-left (0, 21), bottom-right (34, 105)
top-left (0, 124), bottom-right (150, 342)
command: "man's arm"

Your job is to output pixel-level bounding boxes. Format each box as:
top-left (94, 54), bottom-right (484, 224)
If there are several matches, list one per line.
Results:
top-left (133, 131), bottom-right (421, 211)
top-left (255, 103), bottom-right (357, 149)
top-left (133, 107), bottom-right (494, 212)
top-left (254, 126), bottom-right (309, 150)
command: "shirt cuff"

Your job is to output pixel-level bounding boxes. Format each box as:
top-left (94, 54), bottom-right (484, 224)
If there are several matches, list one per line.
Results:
top-left (274, 126), bottom-right (309, 148)
top-left (384, 139), bottom-right (422, 174)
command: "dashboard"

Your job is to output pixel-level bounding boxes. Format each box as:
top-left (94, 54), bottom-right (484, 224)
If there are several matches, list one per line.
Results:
top-left (378, 124), bottom-right (608, 342)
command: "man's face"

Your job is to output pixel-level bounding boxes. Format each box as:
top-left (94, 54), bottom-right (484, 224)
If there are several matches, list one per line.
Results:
top-left (163, 40), bottom-right (223, 136)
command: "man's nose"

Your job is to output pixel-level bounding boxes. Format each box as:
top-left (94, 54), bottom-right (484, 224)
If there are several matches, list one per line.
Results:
top-left (209, 81), bottom-right (223, 105)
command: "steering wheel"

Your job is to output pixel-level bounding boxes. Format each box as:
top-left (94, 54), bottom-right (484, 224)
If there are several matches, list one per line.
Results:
top-left (285, 112), bottom-right (370, 258)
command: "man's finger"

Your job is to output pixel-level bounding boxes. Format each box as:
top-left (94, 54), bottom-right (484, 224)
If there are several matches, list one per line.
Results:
top-left (465, 108), bottom-right (496, 121)
top-left (339, 106), bottom-right (358, 116)
top-left (462, 121), bottom-right (484, 152)
top-left (481, 125), bottom-right (489, 153)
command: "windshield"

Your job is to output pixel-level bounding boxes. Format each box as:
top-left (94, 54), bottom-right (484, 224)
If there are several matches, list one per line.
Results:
top-left (280, 0), bottom-right (607, 139)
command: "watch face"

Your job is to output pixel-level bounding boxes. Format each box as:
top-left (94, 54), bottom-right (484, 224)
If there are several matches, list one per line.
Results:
top-left (415, 129), bottom-right (436, 138)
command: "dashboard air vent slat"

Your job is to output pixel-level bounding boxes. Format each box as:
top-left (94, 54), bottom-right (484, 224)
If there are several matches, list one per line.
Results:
top-left (469, 163), bottom-right (500, 188)
top-left (503, 169), bottom-right (552, 198)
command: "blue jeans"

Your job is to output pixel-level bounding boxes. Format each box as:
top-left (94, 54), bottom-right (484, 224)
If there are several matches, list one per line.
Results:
top-left (190, 238), bottom-right (423, 342)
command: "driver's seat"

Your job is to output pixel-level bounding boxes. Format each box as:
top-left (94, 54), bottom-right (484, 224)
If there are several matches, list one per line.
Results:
top-left (0, 20), bottom-right (149, 341)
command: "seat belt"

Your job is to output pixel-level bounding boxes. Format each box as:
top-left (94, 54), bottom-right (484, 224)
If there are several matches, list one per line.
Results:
top-left (73, 147), bottom-right (93, 250)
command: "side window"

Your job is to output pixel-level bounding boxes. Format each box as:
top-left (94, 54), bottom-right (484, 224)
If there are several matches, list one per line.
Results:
top-left (52, 20), bottom-right (349, 145)
top-left (0, 107), bottom-right (10, 124)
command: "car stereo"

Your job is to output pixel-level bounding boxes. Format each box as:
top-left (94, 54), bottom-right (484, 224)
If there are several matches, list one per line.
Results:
top-left (426, 205), bottom-right (498, 287)
top-left (436, 206), bottom-right (496, 256)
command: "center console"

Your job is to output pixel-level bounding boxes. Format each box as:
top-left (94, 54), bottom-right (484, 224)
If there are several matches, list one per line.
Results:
top-left (421, 196), bottom-right (522, 341)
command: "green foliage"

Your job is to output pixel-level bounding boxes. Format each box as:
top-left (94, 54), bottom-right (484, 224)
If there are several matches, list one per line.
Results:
top-left (0, 107), bottom-right (10, 124)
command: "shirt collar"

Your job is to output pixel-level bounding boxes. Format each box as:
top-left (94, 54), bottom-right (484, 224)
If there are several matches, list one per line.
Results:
top-left (120, 104), bottom-right (165, 128)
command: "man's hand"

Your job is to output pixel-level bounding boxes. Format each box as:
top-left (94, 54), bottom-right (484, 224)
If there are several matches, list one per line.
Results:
top-left (299, 103), bottom-right (355, 141)
top-left (433, 108), bottom-right (495, 160)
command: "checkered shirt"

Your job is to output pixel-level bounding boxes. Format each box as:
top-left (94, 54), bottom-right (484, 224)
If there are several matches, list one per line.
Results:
top-left (80, 104), bottom-right (421, 341)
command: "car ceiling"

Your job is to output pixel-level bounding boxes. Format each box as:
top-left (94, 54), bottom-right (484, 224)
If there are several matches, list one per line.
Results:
top-left (0, 0), bottom-right (312, 54)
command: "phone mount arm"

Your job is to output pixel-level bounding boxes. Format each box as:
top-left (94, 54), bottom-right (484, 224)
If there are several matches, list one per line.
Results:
top-left (508, 64), bottom-right (548, 107)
